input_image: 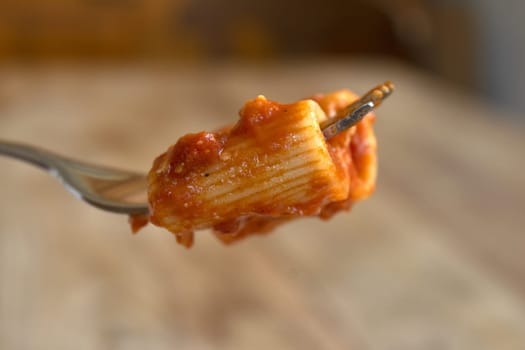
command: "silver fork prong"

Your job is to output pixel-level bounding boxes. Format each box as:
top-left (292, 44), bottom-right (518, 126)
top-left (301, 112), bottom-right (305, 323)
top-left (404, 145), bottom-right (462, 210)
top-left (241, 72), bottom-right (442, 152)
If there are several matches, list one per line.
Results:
top-left (321, 81), bottom-right (394, 139)
top-left (322, 102), bottom-right (374, 139)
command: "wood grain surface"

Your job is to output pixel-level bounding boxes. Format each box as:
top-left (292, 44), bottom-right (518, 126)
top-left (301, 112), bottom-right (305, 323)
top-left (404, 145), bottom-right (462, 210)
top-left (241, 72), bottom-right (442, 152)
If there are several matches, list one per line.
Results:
top-left (0, 60), bottom-right (524, 350)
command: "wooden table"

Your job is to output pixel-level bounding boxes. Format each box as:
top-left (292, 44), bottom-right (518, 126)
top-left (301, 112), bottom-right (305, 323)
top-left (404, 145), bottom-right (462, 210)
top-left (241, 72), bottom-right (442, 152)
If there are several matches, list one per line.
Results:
top-left (0, 60), bottom-right (524, 349)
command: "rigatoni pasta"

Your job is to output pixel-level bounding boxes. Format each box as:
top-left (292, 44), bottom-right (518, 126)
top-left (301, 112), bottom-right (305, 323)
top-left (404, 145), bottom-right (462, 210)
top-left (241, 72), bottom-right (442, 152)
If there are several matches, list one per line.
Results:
top-left (134, 89), bottom-right (378, 247)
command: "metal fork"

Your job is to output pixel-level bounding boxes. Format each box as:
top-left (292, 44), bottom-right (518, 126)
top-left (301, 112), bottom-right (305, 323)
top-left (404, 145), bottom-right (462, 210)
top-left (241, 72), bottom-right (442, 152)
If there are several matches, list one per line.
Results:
top-left (0, 82), bottom-right (393, 215)
top-left (0, 141), bottom-right (149, 214)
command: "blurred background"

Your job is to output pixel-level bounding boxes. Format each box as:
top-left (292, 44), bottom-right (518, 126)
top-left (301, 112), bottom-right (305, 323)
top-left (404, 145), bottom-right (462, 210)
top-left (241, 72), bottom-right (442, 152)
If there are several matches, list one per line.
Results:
top-left (0, 0), bottom-right (524, 115)
top-left (1, 1), bottom-right (525, 349)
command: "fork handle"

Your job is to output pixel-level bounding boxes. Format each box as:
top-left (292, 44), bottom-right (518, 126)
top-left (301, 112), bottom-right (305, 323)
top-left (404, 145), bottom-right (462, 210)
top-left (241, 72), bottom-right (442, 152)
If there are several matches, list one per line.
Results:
top-left (0, 140), bottom-right (61, 171)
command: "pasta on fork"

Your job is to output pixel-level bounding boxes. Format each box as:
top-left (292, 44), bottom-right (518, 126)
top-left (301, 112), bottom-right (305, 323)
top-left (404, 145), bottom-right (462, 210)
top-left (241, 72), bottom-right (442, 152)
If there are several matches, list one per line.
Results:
top-left (133, 84), bottom-right (392, 247)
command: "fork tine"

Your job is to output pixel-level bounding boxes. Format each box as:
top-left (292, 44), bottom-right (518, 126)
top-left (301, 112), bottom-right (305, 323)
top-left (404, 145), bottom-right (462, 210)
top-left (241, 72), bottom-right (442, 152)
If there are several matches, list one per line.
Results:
top-left (321, 81), bottom-right (394, 139)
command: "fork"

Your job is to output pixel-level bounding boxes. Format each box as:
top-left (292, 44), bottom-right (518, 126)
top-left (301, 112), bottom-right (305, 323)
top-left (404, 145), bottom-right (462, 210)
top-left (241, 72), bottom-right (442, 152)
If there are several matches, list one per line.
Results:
top-left (0, 140), bottom-right (149, 214)
top-left (0, 82), bottom-right (393, 215)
